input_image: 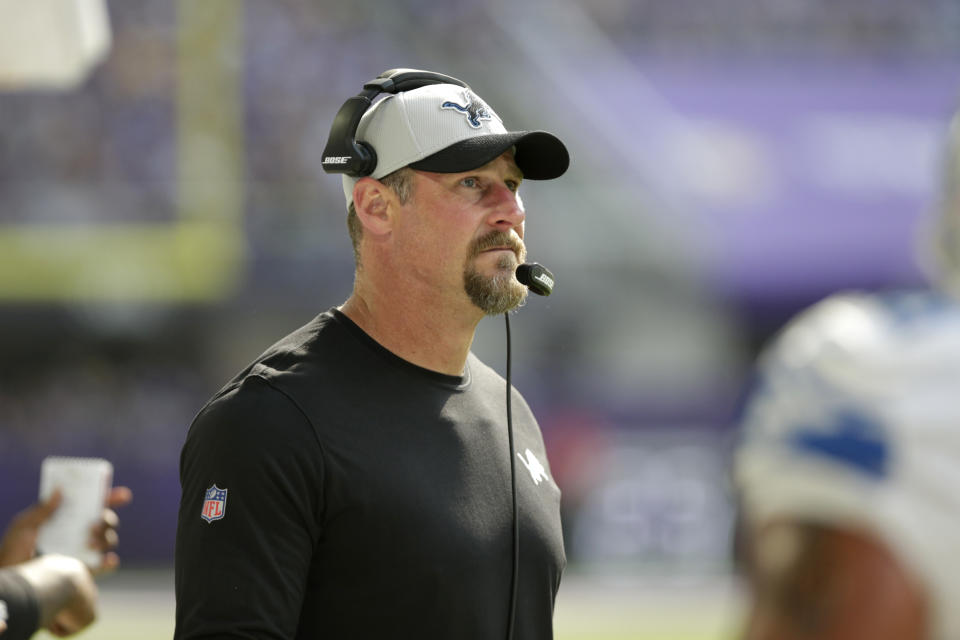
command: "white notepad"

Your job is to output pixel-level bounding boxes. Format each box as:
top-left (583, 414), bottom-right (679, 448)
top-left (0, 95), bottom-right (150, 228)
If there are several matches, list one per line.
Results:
top-left (36, 456), bottom-right (113, 568)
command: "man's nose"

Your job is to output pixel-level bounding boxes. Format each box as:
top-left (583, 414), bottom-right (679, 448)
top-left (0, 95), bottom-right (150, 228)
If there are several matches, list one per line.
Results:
top-left (488, 185), bottom-right (525, 230)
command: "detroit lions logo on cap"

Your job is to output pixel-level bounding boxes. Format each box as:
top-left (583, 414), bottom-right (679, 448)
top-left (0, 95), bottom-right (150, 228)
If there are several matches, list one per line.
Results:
top-left (441, 90), bottom-right (493, 129)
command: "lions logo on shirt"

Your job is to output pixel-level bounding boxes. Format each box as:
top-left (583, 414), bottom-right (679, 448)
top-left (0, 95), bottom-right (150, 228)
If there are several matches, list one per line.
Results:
top-left (517, 449), bottom-right (549, 486)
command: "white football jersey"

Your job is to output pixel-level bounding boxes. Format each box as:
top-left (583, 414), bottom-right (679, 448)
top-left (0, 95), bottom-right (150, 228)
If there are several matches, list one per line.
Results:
top-left (735, 289), bottom-right (960, 640)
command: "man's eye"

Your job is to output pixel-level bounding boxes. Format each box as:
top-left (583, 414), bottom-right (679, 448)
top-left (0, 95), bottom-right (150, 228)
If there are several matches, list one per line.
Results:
top-left (506, 180), bottom-right (520, 192)
top-left (461, 177), bottom-right (479, 188)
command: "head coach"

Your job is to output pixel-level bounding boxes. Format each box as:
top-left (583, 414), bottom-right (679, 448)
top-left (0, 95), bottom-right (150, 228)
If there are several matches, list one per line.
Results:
top-left (174, 68), bottom-right (570, 639)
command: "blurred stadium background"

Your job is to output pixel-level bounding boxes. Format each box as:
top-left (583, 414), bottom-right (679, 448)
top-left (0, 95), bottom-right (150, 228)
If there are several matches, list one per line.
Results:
top-left (2, 0), bottom-right (960, 638)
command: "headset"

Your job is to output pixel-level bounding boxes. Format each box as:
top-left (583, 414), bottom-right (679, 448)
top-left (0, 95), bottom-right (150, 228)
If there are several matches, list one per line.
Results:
top-left (323, 70), bottom-right (556, 640)
top-left (321, 68), bottom-right (469, 178)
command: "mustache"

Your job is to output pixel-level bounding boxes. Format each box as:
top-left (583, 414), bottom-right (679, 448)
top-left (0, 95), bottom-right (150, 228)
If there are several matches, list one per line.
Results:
top-left (469, 231), bottom-right (526, 260)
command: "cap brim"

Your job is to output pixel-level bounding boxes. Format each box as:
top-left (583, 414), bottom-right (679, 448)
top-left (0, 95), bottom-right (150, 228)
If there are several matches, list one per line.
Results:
top-left (408, 131), bottom-right (569, 180)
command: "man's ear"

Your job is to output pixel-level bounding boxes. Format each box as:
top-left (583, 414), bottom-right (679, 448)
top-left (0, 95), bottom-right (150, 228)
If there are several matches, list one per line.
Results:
top-left (353, 177), bottom-right (395, 237)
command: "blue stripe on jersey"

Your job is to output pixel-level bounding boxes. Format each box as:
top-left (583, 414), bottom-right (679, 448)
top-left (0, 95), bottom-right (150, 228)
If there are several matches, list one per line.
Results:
top-left (788, 409), bottom-right (889, 478)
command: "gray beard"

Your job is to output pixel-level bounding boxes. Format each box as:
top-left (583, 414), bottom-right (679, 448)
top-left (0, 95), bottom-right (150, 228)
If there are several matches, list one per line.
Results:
top-left (463, 252), bottom-right (528, 315)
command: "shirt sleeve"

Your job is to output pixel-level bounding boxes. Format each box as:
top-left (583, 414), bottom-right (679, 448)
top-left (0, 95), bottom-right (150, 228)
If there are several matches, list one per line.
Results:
top-left (174, 376), bottom-right (324, 639)
top-left (0, 568), bottom-right (40, 640)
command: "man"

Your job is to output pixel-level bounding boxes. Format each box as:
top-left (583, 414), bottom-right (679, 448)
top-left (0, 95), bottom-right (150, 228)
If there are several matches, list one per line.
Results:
top-left (175, 70), bottom-right (569, 639)
top-left (732, 113), bottom-right (960, 639)
top-left (0, 487), bottom-right (132, 639)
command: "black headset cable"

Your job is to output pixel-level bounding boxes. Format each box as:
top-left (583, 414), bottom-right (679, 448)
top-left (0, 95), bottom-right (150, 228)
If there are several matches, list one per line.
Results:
top-left (504, 311), bottom-right (520, 640)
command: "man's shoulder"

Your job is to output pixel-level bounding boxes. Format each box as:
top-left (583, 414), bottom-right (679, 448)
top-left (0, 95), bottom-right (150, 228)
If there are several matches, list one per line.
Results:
top-left (464, 351), bottom-right (539, 416)
top-left (189, 374), bottom-right (309, 442)
top-left (191, 311), bottom-right (353, 429)
top-left (249, 309), bottom-right (344, 373)
top-left (465, 351), bottom-right (502, 382)
top-left (465, 351), bottom-right (516, 398)
top-left (216, 309), bottom-right (362, 390)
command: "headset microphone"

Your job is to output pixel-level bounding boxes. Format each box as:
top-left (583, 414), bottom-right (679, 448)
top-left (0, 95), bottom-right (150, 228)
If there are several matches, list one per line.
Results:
top-left (502, 261), bottom-right (554, 640)
top-left (516, 262), bottom-right (555, 296)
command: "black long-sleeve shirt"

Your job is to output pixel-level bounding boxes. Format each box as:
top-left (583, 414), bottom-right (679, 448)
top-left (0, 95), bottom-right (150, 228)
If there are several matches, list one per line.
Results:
top-left (175, 309), bottom-right (564, 639)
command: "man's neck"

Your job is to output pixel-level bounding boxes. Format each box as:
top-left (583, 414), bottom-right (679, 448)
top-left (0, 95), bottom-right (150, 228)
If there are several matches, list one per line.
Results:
top-left (339, 281), bottom-right (483, 377)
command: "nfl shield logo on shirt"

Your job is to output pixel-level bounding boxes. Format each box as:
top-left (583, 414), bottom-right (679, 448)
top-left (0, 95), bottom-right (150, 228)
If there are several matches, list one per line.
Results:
top-left (201, 484), bottom-right (227, 523)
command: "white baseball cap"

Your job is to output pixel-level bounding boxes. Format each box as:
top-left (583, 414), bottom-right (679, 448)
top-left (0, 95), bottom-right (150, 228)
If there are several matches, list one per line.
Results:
top-left (341, 83), bottom-right (569, 208)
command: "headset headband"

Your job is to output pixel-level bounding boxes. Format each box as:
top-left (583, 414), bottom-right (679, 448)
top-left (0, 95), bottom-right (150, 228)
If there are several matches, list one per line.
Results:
top-left (321, 68), bottom-right (470, 178)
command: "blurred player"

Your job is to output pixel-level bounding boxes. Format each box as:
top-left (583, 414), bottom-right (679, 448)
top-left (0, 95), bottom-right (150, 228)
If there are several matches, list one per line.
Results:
top-left (733, 113), bottom-right (960, 639)
top-left (175, 69), bottom-right (568, 639)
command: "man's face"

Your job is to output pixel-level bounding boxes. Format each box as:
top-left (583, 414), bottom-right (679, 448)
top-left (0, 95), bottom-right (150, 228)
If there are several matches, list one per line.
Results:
top-left (741, 520), bottom-right (928, 640)
top-left (396, 151), bottom-right (529, 315)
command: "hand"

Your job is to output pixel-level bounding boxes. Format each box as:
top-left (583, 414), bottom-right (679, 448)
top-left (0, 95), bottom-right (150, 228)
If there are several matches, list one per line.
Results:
top-left (0, 486), bottom-right (133, 571)
top-left (45, 557), bottom-right (98, 637)
top-left (13, 554), bottom-right (98, 637)
top-left (88, 486), bottom-right (133, 574)
top-left (0, 489), bottom-right (62, 567)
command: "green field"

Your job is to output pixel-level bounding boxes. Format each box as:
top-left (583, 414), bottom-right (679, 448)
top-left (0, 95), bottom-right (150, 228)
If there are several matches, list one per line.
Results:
top-left (40, 569), bottom-right (743, 640)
